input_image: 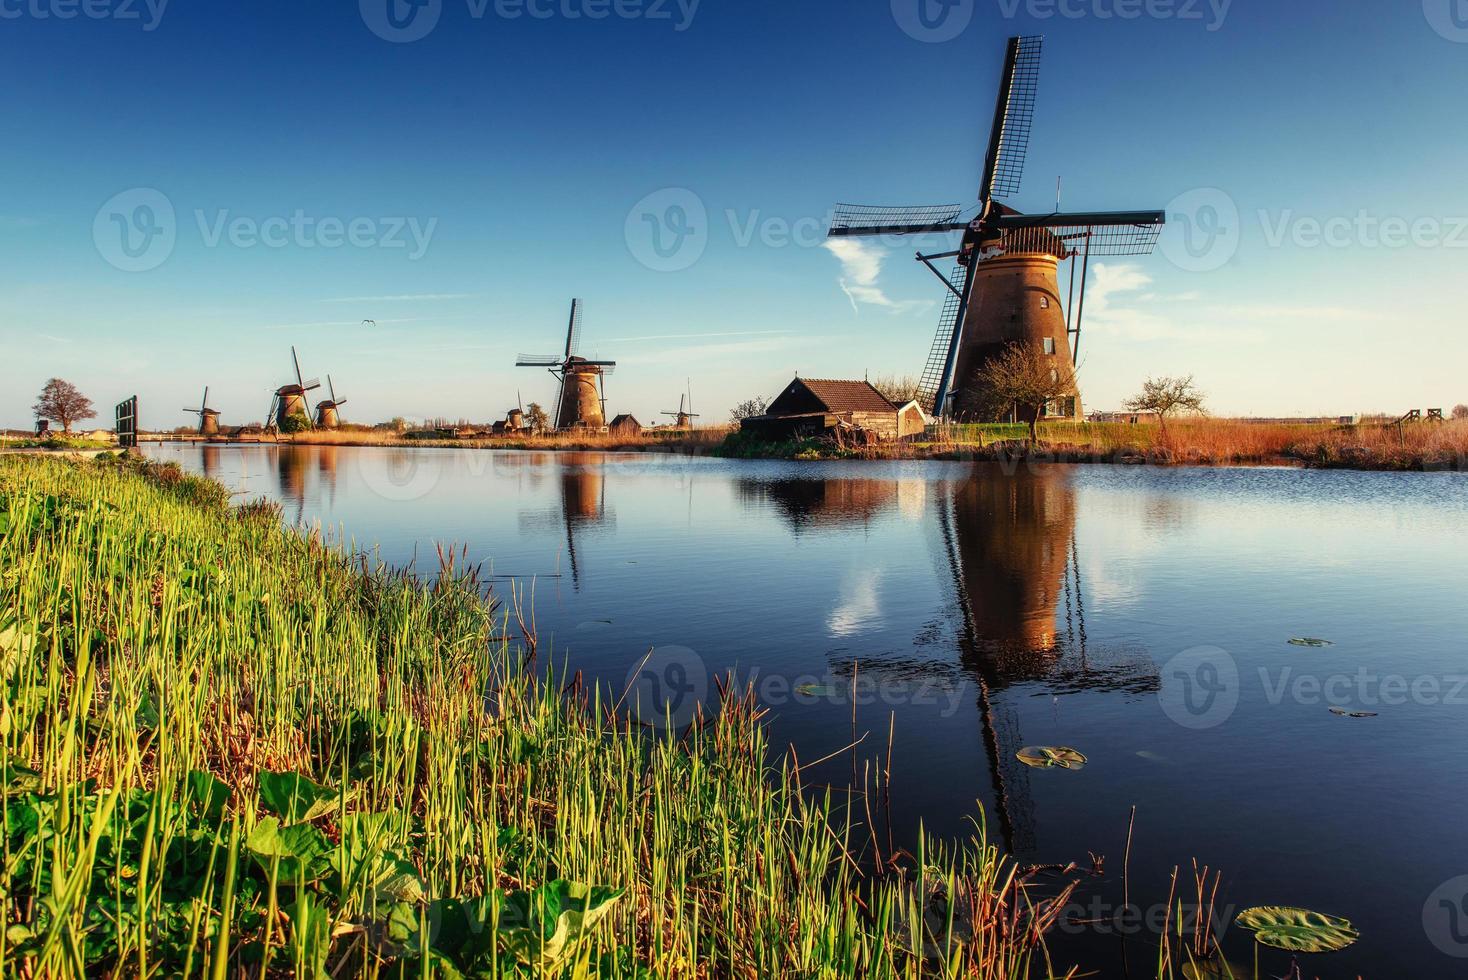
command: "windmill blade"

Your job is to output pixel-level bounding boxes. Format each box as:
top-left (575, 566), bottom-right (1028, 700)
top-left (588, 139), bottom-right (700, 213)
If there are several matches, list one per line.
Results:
top-left (327, 376), bottom-right (337, 403)
top-left (564, 298), bottom-right (584, 358)
top-left (979, 35), bottom-right (1043, 204)
top-left (201, 386), bottom-right (210, 414)
top-left (829, 203), bottom-right (967, 238)
top-left (917, 259), bottom-right (977, 416)
top-left (301, 378), bottom-right (322, 392)
top-left (553, 374), bottom-right (568, 430)
top-left (517, 354), bottom-right (563, 367)
top-left (292, 346), bottom-right (306, 388)
top-left (335, 399), bottom-right (348, 408)
top-left (996, 210), bottom-right (1166, 257)
top-left (577, 360), bottom-right (617, 368)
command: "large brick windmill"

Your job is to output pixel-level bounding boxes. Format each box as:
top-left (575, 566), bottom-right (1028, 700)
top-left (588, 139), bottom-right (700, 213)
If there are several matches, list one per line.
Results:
top-left (516, 299), bottom-right (618, 431)
top-left (268, 347), bottom-right (321, 429)
top-left (828, 35), bottom-right (1165, 421)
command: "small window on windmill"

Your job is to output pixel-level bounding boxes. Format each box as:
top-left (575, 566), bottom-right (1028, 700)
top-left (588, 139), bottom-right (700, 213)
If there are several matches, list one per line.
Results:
top-left (1039, 295), bottom-right (1050, 309)
top-left (1043, 337), bottom-right (1056, 356)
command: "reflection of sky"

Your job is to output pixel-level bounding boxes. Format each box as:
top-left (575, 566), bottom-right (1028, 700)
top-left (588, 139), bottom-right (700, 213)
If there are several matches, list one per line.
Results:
top-left (827, 568), bottom-right (883, 638)
top-left (146, 445), bottom-right (1468, 979)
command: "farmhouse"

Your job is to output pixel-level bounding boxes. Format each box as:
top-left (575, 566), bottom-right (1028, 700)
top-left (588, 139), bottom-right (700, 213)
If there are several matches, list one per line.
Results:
top-left (741, 378), bottom-right (927, 442)
top-left (608, 414), bottom-right (643, 437)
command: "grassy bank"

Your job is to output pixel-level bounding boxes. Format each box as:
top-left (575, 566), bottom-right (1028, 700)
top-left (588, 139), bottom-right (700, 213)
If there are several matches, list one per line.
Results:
top-left (0, 456), bottom-right (1074, 978)
top-left (721, 419), bottom-right (1468, 471)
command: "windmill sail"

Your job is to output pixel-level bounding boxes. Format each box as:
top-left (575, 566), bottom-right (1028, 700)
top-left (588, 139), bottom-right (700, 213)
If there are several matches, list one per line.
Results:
top-left (917, 262), bottom-right (971, 414)
top-left (829, 203), bottom-right (966, 238)
top-left (981, 35), bottom-right (1044, 203)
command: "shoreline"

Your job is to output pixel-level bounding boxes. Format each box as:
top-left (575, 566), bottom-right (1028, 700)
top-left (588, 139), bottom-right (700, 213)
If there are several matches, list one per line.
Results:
top-left (122, 423), bottom-right (1468, 473)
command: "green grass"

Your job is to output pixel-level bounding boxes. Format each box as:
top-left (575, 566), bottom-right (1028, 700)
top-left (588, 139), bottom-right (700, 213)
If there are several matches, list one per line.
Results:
top-left (0, 455), bottom-right (1074, 978)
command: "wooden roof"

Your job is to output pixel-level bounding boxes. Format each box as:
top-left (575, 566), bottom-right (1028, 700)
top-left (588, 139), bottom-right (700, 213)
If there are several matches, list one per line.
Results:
top-left (777, 378), bottom-right (896, 415)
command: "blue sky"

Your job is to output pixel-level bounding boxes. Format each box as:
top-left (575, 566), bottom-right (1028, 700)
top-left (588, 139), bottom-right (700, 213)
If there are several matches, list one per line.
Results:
top-left (2, 0), bottom-right (1466, 428)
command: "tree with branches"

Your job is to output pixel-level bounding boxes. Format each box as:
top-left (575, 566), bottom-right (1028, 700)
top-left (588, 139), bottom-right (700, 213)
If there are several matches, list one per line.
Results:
top-left (729, 396), bottom-right (768, 422)
top-left (1124, 376), bottom-right (1206, 431)
top-left (976, 343), bottom-right (1078, 445)
top-left (32, 378), bottom-right (96, 435)
top-left (870, 374), bottom-right (921, 406)
top-left (525, 402), bottom-right (550, 433)
top-left (1453, 404), bottom-right (1468, 420)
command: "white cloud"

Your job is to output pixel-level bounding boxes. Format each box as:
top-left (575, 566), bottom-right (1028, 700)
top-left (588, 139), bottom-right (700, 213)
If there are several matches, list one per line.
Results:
top-left (822, 239), bottom-right (931, 315)
top-left (320, 293), bottom-right (477, 303)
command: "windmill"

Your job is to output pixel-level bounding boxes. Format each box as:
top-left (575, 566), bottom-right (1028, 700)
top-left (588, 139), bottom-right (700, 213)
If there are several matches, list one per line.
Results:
top-left (268, 346), bottom-right (321, 430)
top-left (827, 35), bottom-right (1165, 422)
top-left (314, 376), bottom-right (348, 429)
top-left (513, 299), bottom-right (616, 428)
top-left (661, 385), bottom-right (701, 430)
top-left (183, 386), bottom-right (221, 437)
top-left (516, 299), bottom-right (618, 430)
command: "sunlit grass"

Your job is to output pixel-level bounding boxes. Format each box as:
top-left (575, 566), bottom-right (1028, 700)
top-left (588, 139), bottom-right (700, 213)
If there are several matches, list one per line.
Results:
top-left (0, 455), bottom-right (1072, 978)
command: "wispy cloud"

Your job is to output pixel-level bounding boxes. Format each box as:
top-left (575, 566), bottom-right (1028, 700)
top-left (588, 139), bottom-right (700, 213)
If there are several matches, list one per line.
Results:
top-left (607, 329), bottom-right (787, 343)
top-left (822, 239), bottom-right (931, 315)
top-left (320, 293), bottom-right (478, 304)
top-left (258, 317), bottom-right (425, 331)
top-left (36, 333), bottom-right (71, 344)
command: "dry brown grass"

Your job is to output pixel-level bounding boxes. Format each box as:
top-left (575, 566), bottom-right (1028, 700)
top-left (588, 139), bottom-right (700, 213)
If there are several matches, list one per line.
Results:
top-left (916, 418), bottom-right (1468, 470)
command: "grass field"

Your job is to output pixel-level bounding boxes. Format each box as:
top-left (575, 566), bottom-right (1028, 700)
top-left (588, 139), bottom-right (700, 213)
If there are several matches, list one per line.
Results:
top-left (0, 455), bottom-right (1095, 978)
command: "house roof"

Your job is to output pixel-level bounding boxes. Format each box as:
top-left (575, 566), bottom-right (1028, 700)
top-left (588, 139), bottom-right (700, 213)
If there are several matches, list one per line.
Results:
top-left (793, 379), bottom-right (897, 414)
top-left (609, 414), bottom-right (641, 426)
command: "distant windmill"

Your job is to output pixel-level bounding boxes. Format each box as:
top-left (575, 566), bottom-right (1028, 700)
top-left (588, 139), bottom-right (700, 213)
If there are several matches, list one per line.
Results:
top-left (661, 388), bottom-right (701, 430)
top-left (314, 376), bottom-right (348, 429)
top-left (827, 35), bottom-right (1165, 422)
top-left (269, 346), bottom-right (321, 429)
top-left (183, 387), bottom-right (221, 437)
top-left (515, 299), bottom-right (618, 430)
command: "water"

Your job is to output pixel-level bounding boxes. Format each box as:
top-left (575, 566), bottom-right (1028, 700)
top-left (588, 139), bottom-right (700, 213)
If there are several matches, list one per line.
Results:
top-left (147, 443), bottom-right (1468, 977)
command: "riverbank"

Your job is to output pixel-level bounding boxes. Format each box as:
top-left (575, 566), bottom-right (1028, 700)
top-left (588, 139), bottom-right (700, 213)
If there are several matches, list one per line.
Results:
top-left (0, 454), bottom-right (1074, 978)
top-left (721, 418), bottom-right (1468, 471)
top-left (143, 418), bottom-right (1468, 472)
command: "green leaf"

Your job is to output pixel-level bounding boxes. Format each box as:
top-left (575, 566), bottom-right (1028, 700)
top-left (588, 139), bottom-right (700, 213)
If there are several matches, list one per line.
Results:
top-left (257, 771), bottom-right (336, 823)
top-left (186, 770), bottom-right (232, 821)
top-left (1015, 746), bottom-right (1088, 770)
top-left (288, 893), bottom-right (332, 979)
top-left (245, 817), bottom-right (331, 882)
top-left (1235, 906), bottom-right (1359, 953)
top-left (499, 881), bottom-right (623, 967)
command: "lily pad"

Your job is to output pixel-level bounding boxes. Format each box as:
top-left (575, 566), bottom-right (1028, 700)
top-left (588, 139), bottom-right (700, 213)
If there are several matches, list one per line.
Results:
top-left (1288, 638), bottom-right (1334, 648)
top-left (795, 684), bottom-right (841, 698)
top-left (1016, 746), bottom-right (1088, 771)
top-left (1328, 707), bottom-right (1378, 718)
top-left (1235, 906), bottom-right (1359, 953)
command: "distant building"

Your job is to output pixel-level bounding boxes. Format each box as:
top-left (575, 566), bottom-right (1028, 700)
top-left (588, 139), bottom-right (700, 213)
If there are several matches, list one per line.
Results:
top-left (608, 414), bottom-right (643, 437)
top-left (741, 378), bottom-right (927, 441)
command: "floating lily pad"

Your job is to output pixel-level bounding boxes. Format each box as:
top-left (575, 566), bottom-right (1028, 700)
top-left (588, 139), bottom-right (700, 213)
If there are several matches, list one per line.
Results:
top-left (1329, 707), bottom-right (1377, 718)
top-left (1235, 906), bottom-right (1359, 953)
top-left (795, 684), bottom-right (840, 698)
top-left (1016, 746), bottom-right (1088, 771)
top-left (1288, 638), bottom-right (1334, 648)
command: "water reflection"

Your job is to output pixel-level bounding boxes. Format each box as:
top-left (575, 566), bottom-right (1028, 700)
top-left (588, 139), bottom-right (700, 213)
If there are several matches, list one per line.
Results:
top-left (738, 477), bottom-right (912, 532)
top-left (519, 455), bottom-right (615, 589)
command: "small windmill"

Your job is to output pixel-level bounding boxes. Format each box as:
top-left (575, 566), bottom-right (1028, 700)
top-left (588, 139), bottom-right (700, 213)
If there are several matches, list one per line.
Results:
top-left (269, 346), bottom-right (321, 430)
top-left (661, 384), bottom-right (701, 430)
top-left (314, 376), bottom-right (348, 429)
top-left (516, 299), bottom-right (618, 430)
top-left (183, 387), bottom-right (221, 437)
top-left (827, 35), bottom-right (1165, 421)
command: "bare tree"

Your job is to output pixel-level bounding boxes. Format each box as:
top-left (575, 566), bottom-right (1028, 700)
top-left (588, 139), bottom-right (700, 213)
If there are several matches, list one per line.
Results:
top-left (1124, 376), bottom-right (1207, 432)
top-left (870, 374), bottom-right (921, 405)
top-left (1453, 404), bottom-right (1468, 421)
top-left (525, 402), bottom-right (550, 433)
top-left (729, 396), bottom-right (768, 422)
top-left (32, 378), bottom-right (96, 435)
top-left (976, 343), bottom-right (1078, 445)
